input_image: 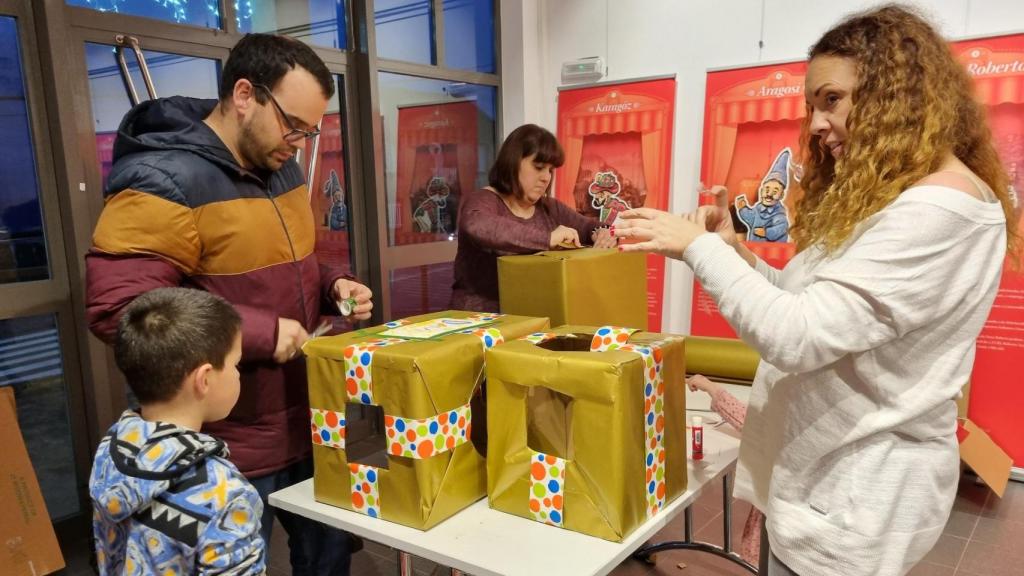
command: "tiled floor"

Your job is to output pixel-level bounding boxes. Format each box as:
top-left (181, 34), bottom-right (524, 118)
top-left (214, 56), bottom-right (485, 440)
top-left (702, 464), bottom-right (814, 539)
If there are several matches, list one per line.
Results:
top-left (55, 469), bottom-right (1022, 575)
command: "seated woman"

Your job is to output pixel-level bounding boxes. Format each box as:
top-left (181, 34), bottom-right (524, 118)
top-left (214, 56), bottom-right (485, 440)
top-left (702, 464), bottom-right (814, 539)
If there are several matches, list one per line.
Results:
top-left (451, 124), bottom-right (615, 312)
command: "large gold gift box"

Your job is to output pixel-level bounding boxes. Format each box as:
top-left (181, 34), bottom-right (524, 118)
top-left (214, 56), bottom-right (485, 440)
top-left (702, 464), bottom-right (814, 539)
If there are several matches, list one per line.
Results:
top-left (498, 248), bottom-right (648, 329)
top-left (486, 325), bottom-right (686, 541)
top-left (304, 311), bottom-right (549, 530)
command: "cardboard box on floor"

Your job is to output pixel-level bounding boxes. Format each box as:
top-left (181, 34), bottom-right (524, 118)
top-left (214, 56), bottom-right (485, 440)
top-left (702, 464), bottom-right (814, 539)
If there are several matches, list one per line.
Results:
top-left (0, 387), bottom-right (65, 576)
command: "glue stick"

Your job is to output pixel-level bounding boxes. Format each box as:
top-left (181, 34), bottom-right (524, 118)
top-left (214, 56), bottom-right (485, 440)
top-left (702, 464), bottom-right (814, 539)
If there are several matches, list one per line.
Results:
top-left (692, 415), bottom-right (704, 461)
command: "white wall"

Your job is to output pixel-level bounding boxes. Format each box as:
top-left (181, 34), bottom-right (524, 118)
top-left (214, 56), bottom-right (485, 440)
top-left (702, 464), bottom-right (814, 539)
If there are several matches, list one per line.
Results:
top-left (500, 0), bottom-right (1024, 334)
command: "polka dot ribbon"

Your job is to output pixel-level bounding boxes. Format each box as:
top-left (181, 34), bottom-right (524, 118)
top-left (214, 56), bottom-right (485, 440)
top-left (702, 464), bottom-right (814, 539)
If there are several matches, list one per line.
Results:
top-left (343, 338), bottom-right (405, 405)
top-left (518, 332), bottom-right (559, 345)
top-left (461, 326), bottom-right (505, 349)
top-left (529, 451), bottom-right (566, 527)
top-left (384, 402), bottom-right (471, 459)
top-left (591, 326), bottom-right (668, 517)
top-left (348, 463), bottom-right (381, 518)
top-left (310, 408), bottom-right (346, 449)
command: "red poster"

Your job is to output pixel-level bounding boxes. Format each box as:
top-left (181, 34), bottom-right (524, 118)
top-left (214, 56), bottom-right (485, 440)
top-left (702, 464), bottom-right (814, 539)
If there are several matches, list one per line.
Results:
top-left (952, 34), bottom-right (1024, 467)
top-left (693, 62), bottom-right (807, 338)
top-left (555, 77), bottom-right (676, 331)
top-left (394, 101), bottom-right (479, 246)
top-left (310, 113), bottom-right (351, 268)
top-left (693, 35), bottom-right (1024, 466)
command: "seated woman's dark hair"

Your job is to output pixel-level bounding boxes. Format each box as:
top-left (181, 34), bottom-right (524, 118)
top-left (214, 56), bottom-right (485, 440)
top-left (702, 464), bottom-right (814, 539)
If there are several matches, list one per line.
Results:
top-left (488, 124), bottom-right (565, 198)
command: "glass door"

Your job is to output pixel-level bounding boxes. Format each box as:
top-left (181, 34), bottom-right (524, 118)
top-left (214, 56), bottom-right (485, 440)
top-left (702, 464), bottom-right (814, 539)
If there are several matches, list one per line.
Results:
top-left (0, 0), bottom-right (91, 521)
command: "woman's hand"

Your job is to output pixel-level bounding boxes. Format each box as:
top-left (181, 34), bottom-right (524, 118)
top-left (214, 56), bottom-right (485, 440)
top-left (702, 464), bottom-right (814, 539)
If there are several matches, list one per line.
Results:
top-left (694, 184), bottom-right (740, 249)
top-left (591, 227), bottom-right (617, 249)
top-left (611, 208), bottom-right (708, 260)
top-left (549, 225), bottom-right (582, 249)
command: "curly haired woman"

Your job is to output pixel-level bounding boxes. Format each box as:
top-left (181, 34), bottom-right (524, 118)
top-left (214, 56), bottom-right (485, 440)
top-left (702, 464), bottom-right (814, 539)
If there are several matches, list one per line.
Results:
top-left (613, 5), bottom-right (1018, 576)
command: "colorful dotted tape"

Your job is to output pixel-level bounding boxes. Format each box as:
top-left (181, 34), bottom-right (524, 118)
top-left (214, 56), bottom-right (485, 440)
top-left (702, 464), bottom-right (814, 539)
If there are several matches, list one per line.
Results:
top-left (343, 338), bottom-right (404, 405)
top-left (529, 451), bottom-right (565, 527)
top-left (591, 326), bottom-right (668, 517)
top-left (519, 332), bottom-right (558, 345)
top-left (383, 319), bottom-right (410, 329)
top-left (589, 326), bottom-right (637, 350)
top-left (310, 408), bottom-right (346, 449)
top-left (348, 463), bottom-right (381, 518)
top-left (462, 326), bottom-right (504, 349)
top-left (466, 313), bottom-right (503, 322)
top-left (384, 403), bottom-right (471, 459)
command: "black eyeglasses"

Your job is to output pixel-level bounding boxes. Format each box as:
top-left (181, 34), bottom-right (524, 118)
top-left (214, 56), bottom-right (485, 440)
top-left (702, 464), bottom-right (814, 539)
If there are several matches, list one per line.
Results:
top-left (251, 83), bottom-right (321, 142)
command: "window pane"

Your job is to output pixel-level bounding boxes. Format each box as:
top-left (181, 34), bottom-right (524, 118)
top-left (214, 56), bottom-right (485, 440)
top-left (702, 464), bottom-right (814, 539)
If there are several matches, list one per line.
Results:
top-left (1, 315), bottom-right (80, 520)
top-left (443, 0), bottom-right (494, 73)
top-left (376, 0), bottom-right (434, 65)
top-left (85, 43), bottom-right (220, 185)
top-left (237, 0), bottom-right (348, 51)
top-left (310, 75), bottom-right (357, 279)
top-left (66, 0), bottom-right (222, 28)
top-left (389, 262), bottom-right (454, 319)
top-left (0, 17), bottom-right (49, 284)
top-left (378, 72), bottom-right (496, 246)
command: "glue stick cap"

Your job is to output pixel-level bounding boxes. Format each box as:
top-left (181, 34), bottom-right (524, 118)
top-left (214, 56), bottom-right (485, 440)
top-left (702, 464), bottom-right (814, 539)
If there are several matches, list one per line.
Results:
top-left (692, 415), bottom-right (702, 427)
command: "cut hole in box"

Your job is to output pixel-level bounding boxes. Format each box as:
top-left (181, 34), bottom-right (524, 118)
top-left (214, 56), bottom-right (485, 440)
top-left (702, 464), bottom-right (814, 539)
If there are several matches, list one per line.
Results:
top-left (344, 403), bottom-right (388, 469)
top-left (527, 386), bottom-right (575, 461)
top-left (536, 333), bottom-right (592, 352)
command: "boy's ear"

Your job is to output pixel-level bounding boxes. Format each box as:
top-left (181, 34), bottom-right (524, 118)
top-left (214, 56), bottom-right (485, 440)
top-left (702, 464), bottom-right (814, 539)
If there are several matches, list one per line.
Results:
top-left (189, 363), bottom-right (216, 399)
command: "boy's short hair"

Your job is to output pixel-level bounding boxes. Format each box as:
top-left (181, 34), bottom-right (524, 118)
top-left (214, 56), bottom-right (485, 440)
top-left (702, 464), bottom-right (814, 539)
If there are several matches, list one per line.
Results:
top-left (115, 288), bottom-right (241, 404)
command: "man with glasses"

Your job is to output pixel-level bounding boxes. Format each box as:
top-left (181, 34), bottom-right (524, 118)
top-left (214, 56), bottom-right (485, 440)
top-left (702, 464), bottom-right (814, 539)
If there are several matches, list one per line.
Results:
top-left (85, 33), bottom-right (368, 575)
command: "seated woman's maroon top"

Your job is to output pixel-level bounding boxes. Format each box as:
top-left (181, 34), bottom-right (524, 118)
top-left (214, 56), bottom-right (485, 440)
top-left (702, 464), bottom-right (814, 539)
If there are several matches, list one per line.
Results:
top-left (451, 187), bottom-right (601, 312)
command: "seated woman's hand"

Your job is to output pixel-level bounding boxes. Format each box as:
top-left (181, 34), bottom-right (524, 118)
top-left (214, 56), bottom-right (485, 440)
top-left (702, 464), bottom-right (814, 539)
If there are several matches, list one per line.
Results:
top-left (611, 207), bottom-right (707, 260)
top-left (549, 225), bottom-right (583, 249)
top-left (591, 227), bottom-right (617, 249)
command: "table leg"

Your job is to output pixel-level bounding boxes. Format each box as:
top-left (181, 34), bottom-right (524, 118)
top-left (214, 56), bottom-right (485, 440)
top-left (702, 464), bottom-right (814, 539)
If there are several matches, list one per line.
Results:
top-left (722, 473), bottom-right (733, 553)
top-left (632, 471), bottom-right (756, 574)
top-left (397, 550), bottom-right (413, 576)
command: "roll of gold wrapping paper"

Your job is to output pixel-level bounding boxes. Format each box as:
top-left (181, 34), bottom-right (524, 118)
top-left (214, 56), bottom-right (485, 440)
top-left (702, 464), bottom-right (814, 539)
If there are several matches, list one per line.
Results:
top-left (685, 336), bottom-right (760, 384)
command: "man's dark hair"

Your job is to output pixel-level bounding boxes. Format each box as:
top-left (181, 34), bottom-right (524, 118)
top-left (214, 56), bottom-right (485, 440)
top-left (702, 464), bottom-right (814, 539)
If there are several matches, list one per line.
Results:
top-left (488, 124), bottom-right (565, 199)
top-left (219, 33), bottom-right (335, 103)
top-left (115, 288), bottom-right (241, 405)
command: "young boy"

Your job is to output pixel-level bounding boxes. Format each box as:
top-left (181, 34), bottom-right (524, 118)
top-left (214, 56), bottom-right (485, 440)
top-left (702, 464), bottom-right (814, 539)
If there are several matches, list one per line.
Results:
top-left (89, 287), bottom-right (265, 575)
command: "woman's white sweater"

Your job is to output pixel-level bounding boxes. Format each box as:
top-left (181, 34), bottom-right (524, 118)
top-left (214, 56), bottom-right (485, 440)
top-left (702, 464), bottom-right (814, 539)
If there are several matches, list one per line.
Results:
top-left (683, 186), bottom-right (1007, 576)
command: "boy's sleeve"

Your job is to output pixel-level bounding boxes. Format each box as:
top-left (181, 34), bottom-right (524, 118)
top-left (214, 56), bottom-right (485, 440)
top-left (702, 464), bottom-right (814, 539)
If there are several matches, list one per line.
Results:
top-left (196, 486), bottom-right (266, 576)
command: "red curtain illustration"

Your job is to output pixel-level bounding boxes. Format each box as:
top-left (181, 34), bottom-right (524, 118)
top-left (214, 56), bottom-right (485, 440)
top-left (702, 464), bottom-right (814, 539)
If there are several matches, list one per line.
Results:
top-left (555, 77), bottom-right (677, 331)
top-left (692, 62), bottom-right (807, 339)
top-left (394, 101), bottom-right (479, 246)
top-left (310, 112), bottom-right (351, 269)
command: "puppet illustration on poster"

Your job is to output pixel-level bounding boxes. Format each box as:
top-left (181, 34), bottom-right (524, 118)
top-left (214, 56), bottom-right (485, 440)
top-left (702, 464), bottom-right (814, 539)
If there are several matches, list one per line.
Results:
top-left (394, 102), bottom-right (478, 245)
top-left (734, 148), bottom-right (793, 242)
top-left (323, 169), bottom-right (348, 231)
top-left (556, 78), bottom-right (676, 331)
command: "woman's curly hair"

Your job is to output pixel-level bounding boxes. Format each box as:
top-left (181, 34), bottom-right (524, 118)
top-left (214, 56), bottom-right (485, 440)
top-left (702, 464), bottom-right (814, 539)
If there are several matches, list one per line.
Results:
top-left (792, 4), bottom-right (1020, 260)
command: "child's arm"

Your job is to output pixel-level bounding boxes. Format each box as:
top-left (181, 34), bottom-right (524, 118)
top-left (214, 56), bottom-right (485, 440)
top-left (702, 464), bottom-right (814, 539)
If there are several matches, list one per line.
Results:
top-left (709, 387), bottom-right (747, 432)
top-left (688, 374), bottom-right (748, 431)
top-left (197, 489), bottom-right (266, 575)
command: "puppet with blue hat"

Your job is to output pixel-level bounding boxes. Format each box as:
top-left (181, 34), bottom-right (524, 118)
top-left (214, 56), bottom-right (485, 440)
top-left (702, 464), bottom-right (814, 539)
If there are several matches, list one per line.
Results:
top-left (735, 147), bottom-right (792, 242)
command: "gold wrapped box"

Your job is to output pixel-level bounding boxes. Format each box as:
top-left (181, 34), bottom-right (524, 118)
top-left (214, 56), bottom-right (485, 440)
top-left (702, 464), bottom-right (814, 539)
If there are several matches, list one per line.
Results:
top-left (498, 248), bottom-right (648, 329)
top-left (304, 311), bottom-right (549, 530)
top-left (486, 325), bottom-right (686, 541)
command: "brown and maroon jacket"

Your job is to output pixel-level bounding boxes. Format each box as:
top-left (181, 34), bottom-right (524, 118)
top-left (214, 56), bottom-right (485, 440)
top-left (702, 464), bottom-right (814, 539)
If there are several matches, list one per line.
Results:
top-left (86, 96), bottom-right (348, 478)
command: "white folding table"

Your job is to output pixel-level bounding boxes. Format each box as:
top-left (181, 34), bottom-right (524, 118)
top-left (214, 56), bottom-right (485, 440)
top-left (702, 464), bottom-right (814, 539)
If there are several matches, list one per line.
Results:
top-left (270, 411), bottom-right (751, 576)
